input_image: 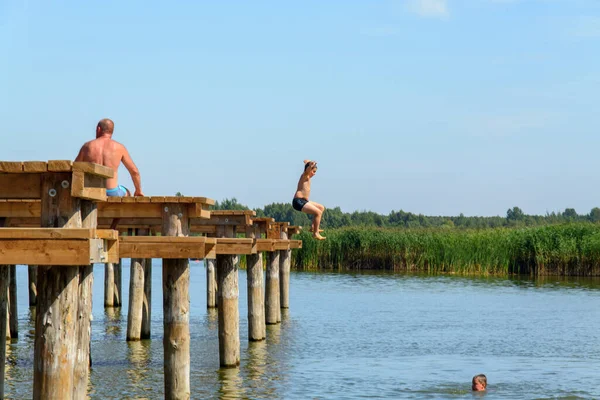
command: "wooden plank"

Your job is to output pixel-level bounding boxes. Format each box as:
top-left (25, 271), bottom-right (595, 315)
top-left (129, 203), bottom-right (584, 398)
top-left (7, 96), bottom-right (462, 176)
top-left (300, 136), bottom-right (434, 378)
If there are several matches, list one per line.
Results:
top-left (188, 204), bottom-right (211, 219)
top-left (97, 218), bottom-right (161, 230)
top-left (0, 162), bottom-right (24, 173)
top-left (134, 197), bottom-right (152, 203)
top-left (190, 225), bottom-right (217, 234)
top-left (0, 239), bottom-right (92, 265)
top-left (0, 201), bottom-right (41, 217)
top-left (119, 241), bottom-right (206, 259)
top-left (150, 196), bottom-right (166, 203)
top-left (47, 160), bottom-right (73, 172)
top-left (290, 239), bottom-right (302, 249)
top-left (215, 238), bottom-right (256, 255)
top-left (120, 236), bottom-right (210, 244)
top-left (211, 210), bottom-right (256, 217)
top-left (274, 240), bottom-right (291, 251)
top-left (256, 239), bottom-right (276, 252)
top-left (72, 162), bottom-right (114, 179)
top-left (98, 202), bottom-right (163, 218)
top-left (194, 215), bottom-right (249, 227)
top-left (96, 229), bottom-right (119, 240)
top-left (106, 197), bottom-right (123, 203)
top-left (0, 174), bottom-right (41, 199)
top-left (71, 171), bottom-right (106, 201)
top-left (0, 228), bottom-right (109, 240)
top-left (192, 197), bottom-right (215, 206)
top-left (22, 162), bottom-right (48, 173)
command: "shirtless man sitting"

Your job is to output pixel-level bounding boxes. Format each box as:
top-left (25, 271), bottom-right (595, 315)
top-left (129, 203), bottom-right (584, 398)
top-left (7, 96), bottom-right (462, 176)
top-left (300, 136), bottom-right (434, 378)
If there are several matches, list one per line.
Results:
top-left (292, 160), bottom-right (326, 240)
top-left (75, 118), bottom-right (144, 197)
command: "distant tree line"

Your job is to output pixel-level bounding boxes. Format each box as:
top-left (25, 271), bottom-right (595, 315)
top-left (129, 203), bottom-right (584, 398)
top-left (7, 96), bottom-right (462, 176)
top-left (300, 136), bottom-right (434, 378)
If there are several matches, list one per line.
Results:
top-left (201, 197), bottom-right (600, 229)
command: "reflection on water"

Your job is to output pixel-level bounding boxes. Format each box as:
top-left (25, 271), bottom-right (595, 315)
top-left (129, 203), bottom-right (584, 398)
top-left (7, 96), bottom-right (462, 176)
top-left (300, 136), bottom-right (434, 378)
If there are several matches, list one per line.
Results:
top-left (218, 366), bottom-right (246, 400)
top-left (127, 341), bottom-right (152, 389)
top-left (4, 265), bottom-right (600, 399)
top-left (104, 307), bottom-right (122, 337)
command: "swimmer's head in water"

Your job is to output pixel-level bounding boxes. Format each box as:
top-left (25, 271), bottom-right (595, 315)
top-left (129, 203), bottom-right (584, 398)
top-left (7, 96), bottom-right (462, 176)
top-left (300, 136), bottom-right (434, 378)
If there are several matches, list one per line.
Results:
top-left (472, 374), bottom-right (487, 391)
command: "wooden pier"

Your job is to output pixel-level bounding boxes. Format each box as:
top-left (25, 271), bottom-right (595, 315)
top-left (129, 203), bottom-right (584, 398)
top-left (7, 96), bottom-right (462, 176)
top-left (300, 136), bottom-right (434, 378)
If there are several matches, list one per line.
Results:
top-left (0, 160), bottom-right (302, 399)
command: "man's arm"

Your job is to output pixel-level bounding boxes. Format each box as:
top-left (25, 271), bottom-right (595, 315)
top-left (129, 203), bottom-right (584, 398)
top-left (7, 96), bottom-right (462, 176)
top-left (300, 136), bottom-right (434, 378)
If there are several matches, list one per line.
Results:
top-left (121, 146), bottom-right (144, 196)
top-left (74, 146), bottom-right (86, 162)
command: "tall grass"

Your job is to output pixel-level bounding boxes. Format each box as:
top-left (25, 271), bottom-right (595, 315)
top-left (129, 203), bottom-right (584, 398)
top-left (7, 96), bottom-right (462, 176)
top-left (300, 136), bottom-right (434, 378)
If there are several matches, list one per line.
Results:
top-left (292, 223), bottom-right (600, 276)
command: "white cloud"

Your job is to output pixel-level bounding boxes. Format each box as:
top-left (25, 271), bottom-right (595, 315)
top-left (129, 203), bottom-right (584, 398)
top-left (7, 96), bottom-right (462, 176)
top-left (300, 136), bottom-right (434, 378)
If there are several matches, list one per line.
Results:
top-left (407, 0), bottom-right (449, 18)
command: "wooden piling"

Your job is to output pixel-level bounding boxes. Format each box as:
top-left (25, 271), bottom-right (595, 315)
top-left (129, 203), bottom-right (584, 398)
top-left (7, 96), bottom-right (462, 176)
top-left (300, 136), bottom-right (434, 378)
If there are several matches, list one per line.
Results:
top-left (265, 251), bottom-right (280, 324)
top-left (247, 252), bottom-right (265, 340)
top-left (279, 230), bottom-right (291, 309)
top-left (0, 265), bottom-right (8, 399)
top-left (246, 226), bottom-right (265, 341)
top-left (104, 261), bottom-right (122, 307)
top-left (28, 265), bottom-right (38, 306)
top-left (141, 257), bottom-right (152, 339)
top-left (33, 172), bottom-right (84, 399)
top-left (217, 225), bottom-right (240, 366)
top-left (8, 265), bottom-right (17, 339)
top-left (162, 203), bottom-right (191, 399)
top-left (206, 258), bottom-right (217, 308)
top-left (72, 201), bottom-right (97, 399)
top-left (127, 257), bottom-right (145, 341)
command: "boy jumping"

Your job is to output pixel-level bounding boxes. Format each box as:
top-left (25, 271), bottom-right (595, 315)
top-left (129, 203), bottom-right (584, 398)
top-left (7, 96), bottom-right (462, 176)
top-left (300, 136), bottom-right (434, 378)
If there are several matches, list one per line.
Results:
top-left (292, 160), bottom-right (326, 240)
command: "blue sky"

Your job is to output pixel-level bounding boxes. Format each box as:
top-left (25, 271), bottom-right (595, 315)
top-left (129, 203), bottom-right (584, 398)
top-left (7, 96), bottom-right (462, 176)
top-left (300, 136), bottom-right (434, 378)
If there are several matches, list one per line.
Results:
top-left (1, 0), bottom-right (599, 216)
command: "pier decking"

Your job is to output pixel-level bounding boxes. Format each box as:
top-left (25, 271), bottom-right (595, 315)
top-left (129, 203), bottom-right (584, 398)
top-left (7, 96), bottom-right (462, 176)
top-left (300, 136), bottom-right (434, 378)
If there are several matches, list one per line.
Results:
top-left (0, 160), bottom-right (303, 399)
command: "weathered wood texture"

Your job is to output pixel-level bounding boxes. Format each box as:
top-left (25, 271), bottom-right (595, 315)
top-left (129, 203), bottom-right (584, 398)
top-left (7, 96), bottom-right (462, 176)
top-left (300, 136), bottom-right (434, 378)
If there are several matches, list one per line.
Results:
top-left (206, 258), bottom-right (217, 308)
top-left (104, 261), bottom-right (122, 307)
top-left (142, 258), bottom-right (152, 339)
top-left (279, 231), bottom-right (291, 309)
top-left (33, 172), bottom-right (82, 400)
top-left (162, 203), bottom-right (191, 399)
top-left (72, 202), bottom-right (97, 399)
top-left (0, 265), bottom-right (8, 399)
top-left (217, 225), bottom-right (240, 367)
top-left (28, 265), bottom-right (38, 306)
top-left (127, 258), bottom-right (145, 341)
top-left (265, 251), bottom-right (281, 324)
top-left (247, 253), bottom-right (266, 341)
top-left (217, 252), bottom-right (240, 366)
top-left (8, 265), bottom-right (17, 338)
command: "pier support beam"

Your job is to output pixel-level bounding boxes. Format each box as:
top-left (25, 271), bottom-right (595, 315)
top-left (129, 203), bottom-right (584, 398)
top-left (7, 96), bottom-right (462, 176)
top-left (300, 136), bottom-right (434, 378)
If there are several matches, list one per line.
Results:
top-left (128, 229), bottom-right (151, 341)
top-left (162, 203), bottom-right (191, 399)
top-left (245, 226), bottom-right (265, 341)
top-left (0, 265), bottom-right (8, 399)
top-left (247, 252), bottom-right (265, 341)
top-left (33, 172), bottom-right (85, 399)
top-left (141, 257), bottom-right (152, 339)
top-left (206, 258), bottom-right (217, 308)
top-left (8, 265), bottom-right (17, 339)
top-left (279, 231), bottom-right (291, 309)
top-left (28, 265), bottom-right (38, 307)
top-left (104, 261), bottom-right (122, 307)
top-left (127, 258), bottom-right (145, 341)
top-left (265, 251), bottom-right (280, 324)
top-left (72, 201), bottom-right (97, 398)
top-left (217, 225), bottom-right (240, 366)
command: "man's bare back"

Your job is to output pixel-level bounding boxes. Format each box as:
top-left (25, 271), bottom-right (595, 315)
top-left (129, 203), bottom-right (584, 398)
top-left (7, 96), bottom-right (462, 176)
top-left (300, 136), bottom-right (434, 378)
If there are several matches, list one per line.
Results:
top-left (75, 119), bottom-right (143, 196)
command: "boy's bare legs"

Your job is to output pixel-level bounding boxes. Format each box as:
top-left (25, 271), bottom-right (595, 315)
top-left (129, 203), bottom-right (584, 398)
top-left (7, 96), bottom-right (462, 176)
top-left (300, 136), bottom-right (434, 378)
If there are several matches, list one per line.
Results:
top-left (310, 202), bottom-right (325, 232)
top-left (301, 202), bottom-right (326, 240)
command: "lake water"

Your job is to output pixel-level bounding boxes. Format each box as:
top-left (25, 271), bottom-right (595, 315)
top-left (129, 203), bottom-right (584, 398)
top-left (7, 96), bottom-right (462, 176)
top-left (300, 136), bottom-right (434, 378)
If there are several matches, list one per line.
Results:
top-left (4, 261), bottom-right (600, 399)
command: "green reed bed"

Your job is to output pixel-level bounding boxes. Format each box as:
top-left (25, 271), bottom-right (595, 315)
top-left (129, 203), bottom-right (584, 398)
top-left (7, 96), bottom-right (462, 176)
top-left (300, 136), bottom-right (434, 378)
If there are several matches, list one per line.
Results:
top-left (292, 223), bottom-right (600, 276)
